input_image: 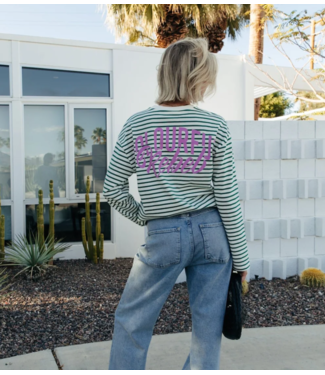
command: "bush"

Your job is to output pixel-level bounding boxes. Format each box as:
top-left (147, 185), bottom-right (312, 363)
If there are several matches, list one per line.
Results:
top-left (0, 231), bottom-right (71, 280)
top-left (300, 267), bottom-right (325, 288)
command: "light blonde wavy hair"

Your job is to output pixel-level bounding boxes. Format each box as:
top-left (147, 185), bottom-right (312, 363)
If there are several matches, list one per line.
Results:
top-left (155, 37), bottom-right (218, 105)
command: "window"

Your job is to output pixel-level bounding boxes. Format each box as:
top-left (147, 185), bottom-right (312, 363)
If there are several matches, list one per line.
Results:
top-left (0, 105), bottom-right (10, 199)
top-left (73, 108), bottom-right (107, 195)
top-left (24, 105), bottom-right (66, 199)
top-left (24, 103), bottom-right (111, 244)
top-left (22, 67), bottom-right (110, 97)
top-left (0, 65), bottom-right (10, 96)
top-left (26, 202), bottom-right (111, 242)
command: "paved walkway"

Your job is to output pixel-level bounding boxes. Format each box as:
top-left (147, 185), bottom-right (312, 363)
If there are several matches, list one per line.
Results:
top-left (1, 325), bottom-right (325, 370)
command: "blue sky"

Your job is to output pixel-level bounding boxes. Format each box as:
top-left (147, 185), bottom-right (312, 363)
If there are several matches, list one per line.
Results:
top-left (0, 4), bottom-right (323, 69)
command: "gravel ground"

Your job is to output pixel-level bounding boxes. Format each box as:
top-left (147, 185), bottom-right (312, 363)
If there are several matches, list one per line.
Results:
top-left (0, 258), bottom-right (325, 360)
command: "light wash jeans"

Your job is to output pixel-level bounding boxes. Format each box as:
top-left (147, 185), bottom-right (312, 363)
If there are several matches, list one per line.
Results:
top-left (108, 206), bottom-right (233, 370)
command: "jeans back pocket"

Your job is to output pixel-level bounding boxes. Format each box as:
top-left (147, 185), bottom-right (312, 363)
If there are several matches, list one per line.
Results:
top-left (199, 222), bottom-right (230, 263)
top-left (137, 227), bottom-right (181, 268)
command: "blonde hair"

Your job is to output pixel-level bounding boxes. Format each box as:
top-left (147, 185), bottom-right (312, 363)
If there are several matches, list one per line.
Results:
top-left (156, 37), bottom-right (218, 105)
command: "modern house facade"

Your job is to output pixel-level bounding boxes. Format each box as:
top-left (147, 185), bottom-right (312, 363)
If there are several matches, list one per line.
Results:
top-left (0, 33), bottom-right (324, 281)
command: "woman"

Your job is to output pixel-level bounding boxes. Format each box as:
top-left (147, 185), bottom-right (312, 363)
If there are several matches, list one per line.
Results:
top-left (103, 37), bottom-right (250, 370)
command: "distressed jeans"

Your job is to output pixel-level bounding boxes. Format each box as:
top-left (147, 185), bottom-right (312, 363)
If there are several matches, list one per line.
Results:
top-left (108, 206), bottom-right (233, 370)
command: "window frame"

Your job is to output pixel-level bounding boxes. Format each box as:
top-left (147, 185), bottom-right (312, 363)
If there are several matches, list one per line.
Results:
top-left (21, 100), bottom-right (114, 245)
top-left (0, 63), bottom-right (12, 98)
top-left (21, 65), bottom-right (113, 99)
top-left (0, 101), bottom-right (13, 242)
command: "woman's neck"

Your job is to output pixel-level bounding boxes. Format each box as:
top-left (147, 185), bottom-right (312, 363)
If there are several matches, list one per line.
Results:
top-left (159, 100), bottom-right (191, 107)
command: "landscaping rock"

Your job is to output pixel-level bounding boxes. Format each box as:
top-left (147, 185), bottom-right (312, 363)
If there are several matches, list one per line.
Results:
top-left (0, 259), bottom-right (324, 359)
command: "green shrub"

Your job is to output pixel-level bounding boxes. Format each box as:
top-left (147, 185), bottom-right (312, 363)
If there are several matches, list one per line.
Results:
top-left (0, 231), bottom-right (71, 280)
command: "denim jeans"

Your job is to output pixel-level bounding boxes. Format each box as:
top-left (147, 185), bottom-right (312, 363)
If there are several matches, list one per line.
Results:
top-left (108, 206), bottom-right (233, 370)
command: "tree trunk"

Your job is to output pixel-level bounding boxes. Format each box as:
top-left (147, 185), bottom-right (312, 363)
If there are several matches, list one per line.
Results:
top-left (204, 18), bottom-right (227, 53)
top-left (156, 5), bottom-right (188, 48)
top-left (249, 4), bottom-right (265, 120)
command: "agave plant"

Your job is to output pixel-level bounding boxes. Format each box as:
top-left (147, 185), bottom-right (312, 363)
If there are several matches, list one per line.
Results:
top-left (0, 268), bottom-right (12, 299)
top-left (0, 231), bottom-right (71, 280)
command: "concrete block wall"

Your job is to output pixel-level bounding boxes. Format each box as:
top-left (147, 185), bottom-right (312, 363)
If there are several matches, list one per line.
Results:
top-left (228, 121), bottom-right (325, 281)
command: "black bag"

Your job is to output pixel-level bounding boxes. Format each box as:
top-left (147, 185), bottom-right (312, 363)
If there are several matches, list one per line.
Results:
top-left (222, 270), bottom-right (247, 340)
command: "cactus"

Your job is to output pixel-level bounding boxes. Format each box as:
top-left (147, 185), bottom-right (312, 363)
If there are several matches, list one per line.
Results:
top-left (49, 180), bottom-right (55, 244)
top-left (300, 268), bottom-right (325, 287)
top-left (48, 180), bottom-right (55, 265)
top-left (0, 215), bottom-right (5, 264)
top-left (37, 189), bottom-right (44, 250)
top-left (242, 280), bottom-right (249, 295)
top-left (81, 176), bottom-right (104, 264)
top-left (99, 233), bottom-right (104, 262)
top-left (81, 217), bottom-right (90, 259)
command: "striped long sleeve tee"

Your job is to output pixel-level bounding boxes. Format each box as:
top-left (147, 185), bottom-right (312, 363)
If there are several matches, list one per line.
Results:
top-left (103, 104), bottom-right (250, 271)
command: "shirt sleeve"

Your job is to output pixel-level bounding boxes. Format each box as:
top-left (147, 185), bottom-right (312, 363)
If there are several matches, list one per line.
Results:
top-left (103, 122), bottom-right (146, 226)
top-left (212, 126), bottom-right (250, 272)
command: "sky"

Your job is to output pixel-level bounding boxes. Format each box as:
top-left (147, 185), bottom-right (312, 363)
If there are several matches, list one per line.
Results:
top-left (0, 4), bottom-right (323, 69)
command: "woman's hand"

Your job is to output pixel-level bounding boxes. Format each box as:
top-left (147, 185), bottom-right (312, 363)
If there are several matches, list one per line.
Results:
top-left (238, 271), bottom-right (248, 283)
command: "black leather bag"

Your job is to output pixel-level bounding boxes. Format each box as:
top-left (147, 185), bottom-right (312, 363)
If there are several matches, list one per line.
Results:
top-left (222, 270), bottom-right (246, 340)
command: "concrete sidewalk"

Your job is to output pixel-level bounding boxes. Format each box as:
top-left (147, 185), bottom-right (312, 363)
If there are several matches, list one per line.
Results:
top-left (1, 324), bottom-right (325, 370)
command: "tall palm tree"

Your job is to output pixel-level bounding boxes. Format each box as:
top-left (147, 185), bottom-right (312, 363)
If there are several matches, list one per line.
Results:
top-left (74, 125), bottom-right (87, 153)
top-left (249, 4), bottom-right (265, 120)
top-left (104, 4), bottom-right (250, 53)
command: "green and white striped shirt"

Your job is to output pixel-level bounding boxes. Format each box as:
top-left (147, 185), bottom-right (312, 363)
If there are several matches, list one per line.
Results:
top-left (103, 104), bottom-right (250, 271)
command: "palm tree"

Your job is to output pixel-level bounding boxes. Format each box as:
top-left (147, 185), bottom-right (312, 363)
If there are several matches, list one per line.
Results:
top-left (249, 4), bottom-right (265, 120)
top-left (91, 127), bottom-right (106, 145)
top-left (104, 4), bottom-right (250, 53)
top-left (74, 125), bottom-right (88, 154)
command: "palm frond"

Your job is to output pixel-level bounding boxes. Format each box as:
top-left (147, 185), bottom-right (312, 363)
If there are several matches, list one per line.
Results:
top-left (103, 4), bottom-right (250, 48)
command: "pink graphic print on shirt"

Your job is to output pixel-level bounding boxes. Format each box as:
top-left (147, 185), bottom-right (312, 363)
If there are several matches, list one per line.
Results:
top-left (134, 127), bottom-right (213, 178)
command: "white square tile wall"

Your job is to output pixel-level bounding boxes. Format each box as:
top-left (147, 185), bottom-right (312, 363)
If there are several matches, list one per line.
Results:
top-left (315, 198), bottom-right (325, 216)
top-left (245, 160), bottom-right (263, 179)
top-left (298, 121), bottom-right (315, 139)
top-left (281, 198), bottom-right (298, 218)
top-left (298, 159), bottom-right (315, 178)
top-left (263, 121), bottom-right (280, 139)
top-left (316, 122), bottom-right (325, 138)
top-left (231, 121), bottom-right (325, 280)
top-left (281, 160), bottom-right (298, 179)
top-left (298, 198), bottom-right (314, 217)
top-left (245, 121), bottom-right (263, 139)
top-left (316, 159), bottom-right (325, 177)
top-left (263, 200), bottom-right (280, 218)
top-left (263, 160), bottom-right (280, 179)
top-left (280, 121), bottom-right (298, 139)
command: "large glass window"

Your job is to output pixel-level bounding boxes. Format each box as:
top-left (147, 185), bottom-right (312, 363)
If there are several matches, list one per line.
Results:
top-left (0, 105), bottom-right (10, 199)
top-left (22, 67), bottom-right (110, 97)
top-left (0, 65), bottom-right (10, 96)
top-left (24, 105), bottom-right (66, 199)
top-left (26, 202), bottom-right (111, 242)
top-left (74, 108), bottom-right (107, 195)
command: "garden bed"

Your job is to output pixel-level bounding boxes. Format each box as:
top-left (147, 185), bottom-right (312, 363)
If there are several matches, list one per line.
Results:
top-left (0, 258), bottom-right (325, 360)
